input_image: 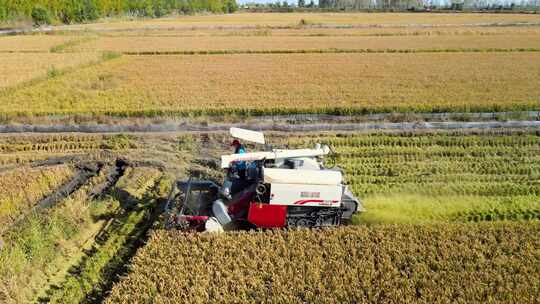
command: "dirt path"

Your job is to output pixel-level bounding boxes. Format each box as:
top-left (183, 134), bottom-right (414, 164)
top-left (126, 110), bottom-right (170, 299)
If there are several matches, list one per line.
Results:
top-left (0, 119), bottom-right (539, 135)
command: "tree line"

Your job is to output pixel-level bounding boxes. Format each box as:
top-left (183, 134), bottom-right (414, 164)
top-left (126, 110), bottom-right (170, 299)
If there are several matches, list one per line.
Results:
top-left (0, 0), bottom-right (238, 25)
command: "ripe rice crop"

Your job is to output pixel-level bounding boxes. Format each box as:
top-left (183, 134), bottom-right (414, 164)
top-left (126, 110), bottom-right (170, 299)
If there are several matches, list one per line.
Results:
top-left (1, 52), bottom-right (538, 116)
top-left (0, 165), bottom-right (75, 231)
top-left (287, 130), bottom-right (540, 223)
top-left (71, 33), bottom-right (540, 53)
top-left (106, 223), bottom-right (540, 303)
top-left (0, 52), bottom-right (102, 89)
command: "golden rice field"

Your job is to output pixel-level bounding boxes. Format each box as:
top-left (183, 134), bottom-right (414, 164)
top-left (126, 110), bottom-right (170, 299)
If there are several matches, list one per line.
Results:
top-left (62, 12), bottom-right (540, 30)
top-left (0, 13), bottom-right (539, 117)
top-left (70, 33), bottom-right (540, 53)
top-left (106, 223), bottom-right (540, 304)
top-left (0, 52), bottom-right (102, 89)
top-left (3, 12), bottom-right (539, 304)
top-left (1, 52), bottom-right (538, 116)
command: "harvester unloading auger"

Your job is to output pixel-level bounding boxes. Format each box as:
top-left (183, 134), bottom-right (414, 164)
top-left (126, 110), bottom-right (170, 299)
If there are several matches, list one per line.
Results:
top-left (164, 128), bottom-right (364, 232)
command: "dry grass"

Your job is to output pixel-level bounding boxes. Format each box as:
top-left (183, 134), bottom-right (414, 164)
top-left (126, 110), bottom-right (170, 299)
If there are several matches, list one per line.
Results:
top-left (0, 35), bottom-right (79, 52)
top-left (63, 13), bottom-right (540, 30)
top-left (0, 52), bottom-right (102, 89)
top-left (1, 52), bottom-right (538, 116)
top-left (71, 33), bottom-right (540, 53)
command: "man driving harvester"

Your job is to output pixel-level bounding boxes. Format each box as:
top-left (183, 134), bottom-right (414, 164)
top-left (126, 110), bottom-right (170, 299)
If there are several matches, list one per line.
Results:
top-left (231, 139), bottom-right (247, 179)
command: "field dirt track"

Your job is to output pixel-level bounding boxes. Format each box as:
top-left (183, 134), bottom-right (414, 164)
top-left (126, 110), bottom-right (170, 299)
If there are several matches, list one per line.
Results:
top-left (0, 119), bottom-right (539, 134)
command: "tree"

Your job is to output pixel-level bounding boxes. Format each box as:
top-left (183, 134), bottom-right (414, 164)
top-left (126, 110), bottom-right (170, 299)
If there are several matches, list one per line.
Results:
top-left (298, 0), bottom-right (306, 6)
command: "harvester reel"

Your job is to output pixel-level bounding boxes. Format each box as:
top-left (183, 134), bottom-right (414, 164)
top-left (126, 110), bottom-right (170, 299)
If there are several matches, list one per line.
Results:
top-left (321, 145), bottom-right (338, 169)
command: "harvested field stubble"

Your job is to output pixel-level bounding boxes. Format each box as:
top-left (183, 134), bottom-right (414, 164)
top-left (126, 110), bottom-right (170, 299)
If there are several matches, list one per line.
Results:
top-left (106, 223), bottom-right (540, 303)
top-left (0, 35), bottom-right (79, 52)
top-left (1, 53), bottom-right (539, 116)
top-left (94, 26), bottom-right (540, 37)
top-left (63, 13), bottom-right (540, 30)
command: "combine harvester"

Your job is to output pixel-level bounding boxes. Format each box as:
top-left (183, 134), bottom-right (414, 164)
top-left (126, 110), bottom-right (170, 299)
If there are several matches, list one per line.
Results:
top-left (165, 128), bottom-right (364, 232)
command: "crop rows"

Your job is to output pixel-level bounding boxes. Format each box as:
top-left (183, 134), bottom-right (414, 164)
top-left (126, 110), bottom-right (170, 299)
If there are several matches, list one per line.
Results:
top-left (70, 34), bottom-right (540, 53)
top-left (0, 134), bottom-right (137, 166)
top-left (106, 223), bottom-right (540, 304)
top-left (286, 131), bottom-right (540, 223)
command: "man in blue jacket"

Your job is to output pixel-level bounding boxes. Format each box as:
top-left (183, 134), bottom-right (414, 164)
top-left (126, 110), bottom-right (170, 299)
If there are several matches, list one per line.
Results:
top-left (230, 139), bottom-right (247, 179)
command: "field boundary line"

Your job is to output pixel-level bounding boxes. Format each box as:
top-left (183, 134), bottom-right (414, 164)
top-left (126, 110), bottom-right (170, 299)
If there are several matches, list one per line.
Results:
top-left (49, 36), bottom-right (96, 53)
top-left (122, 47), bottom-right (540, 56)
top-left (0, 50), bottom-right (50, 54)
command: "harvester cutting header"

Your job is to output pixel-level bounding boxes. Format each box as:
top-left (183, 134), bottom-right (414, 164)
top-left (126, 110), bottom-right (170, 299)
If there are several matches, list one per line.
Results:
top-left (165, 128), bottom-right (364, 232)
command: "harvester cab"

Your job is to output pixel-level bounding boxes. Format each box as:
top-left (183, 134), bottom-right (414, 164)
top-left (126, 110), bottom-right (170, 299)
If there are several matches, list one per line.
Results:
top-left (164, 128), bottom-right (364, 232)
